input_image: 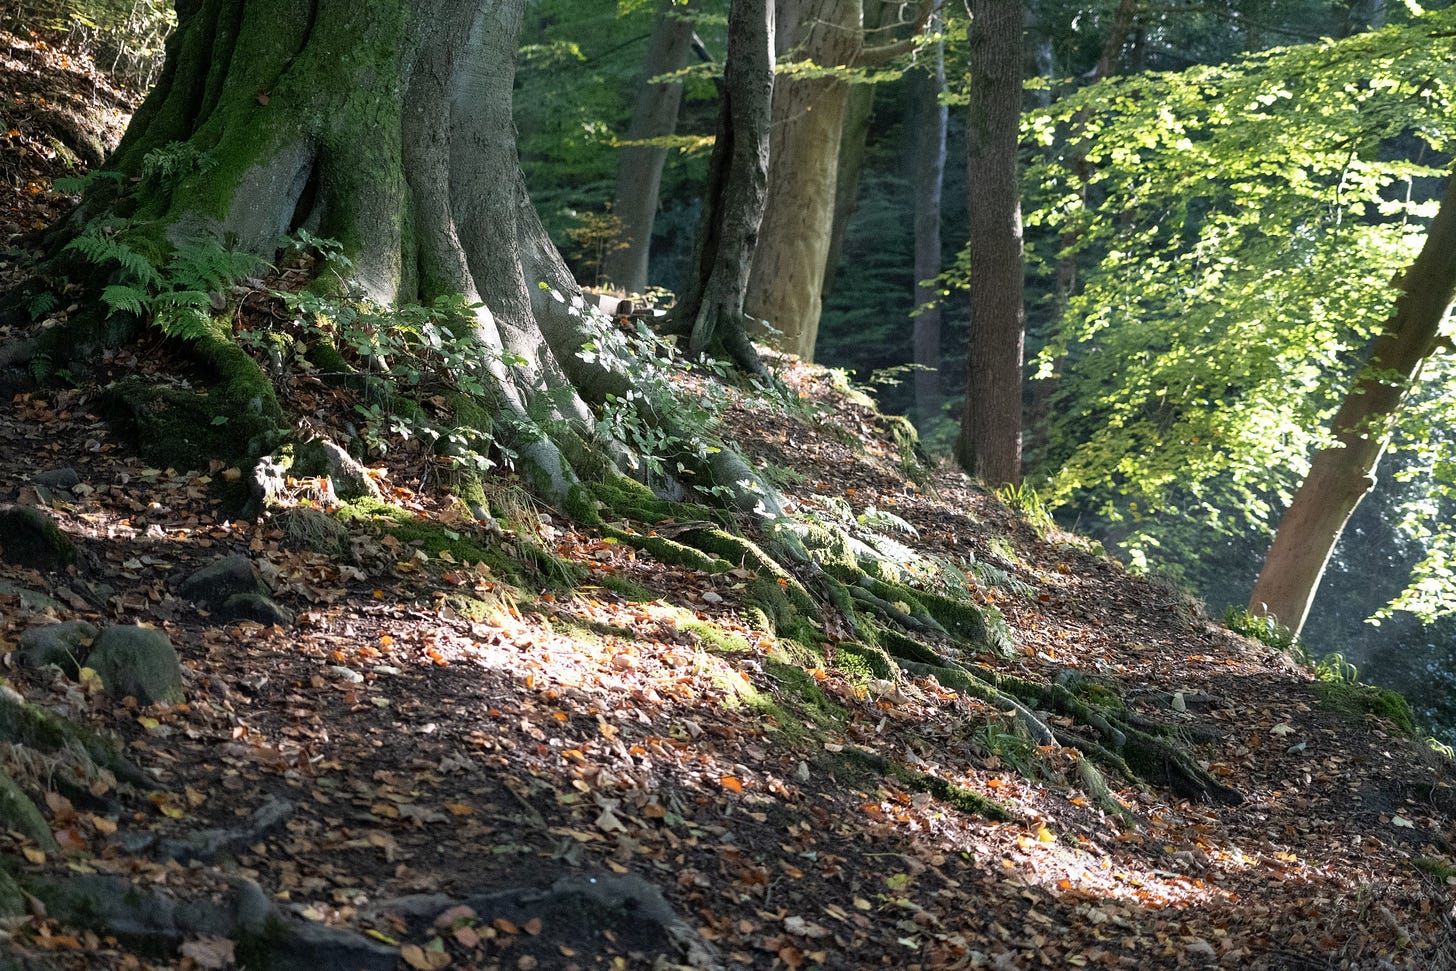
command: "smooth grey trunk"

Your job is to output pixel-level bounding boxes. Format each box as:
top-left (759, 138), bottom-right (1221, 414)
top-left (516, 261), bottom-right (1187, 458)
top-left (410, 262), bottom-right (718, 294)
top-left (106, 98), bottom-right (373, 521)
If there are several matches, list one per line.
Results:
top-left (909, 20), bottom-right (946, 428)
top-left (602, 0), bottom-right (697, 294)
top-left (746, 0), bottom-right (930, 362)
top-left (820, 0), bottom-right (893, 300)
top-left (1249, 171), bottom-right (1456, 637)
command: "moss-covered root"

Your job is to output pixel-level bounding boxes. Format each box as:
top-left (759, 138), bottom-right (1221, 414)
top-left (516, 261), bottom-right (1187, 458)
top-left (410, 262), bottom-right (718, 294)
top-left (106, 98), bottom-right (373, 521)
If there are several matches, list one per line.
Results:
top-left (100, 319), bottom-right (285, 471)
top-left (0, 694), bottom-right (150, 789)
top-left (837, 746), bottom-right (1015, 823)
top-left (982, 668), bottom-right (1245, 808)
top-left (0, 768), bottom-right (58, 853)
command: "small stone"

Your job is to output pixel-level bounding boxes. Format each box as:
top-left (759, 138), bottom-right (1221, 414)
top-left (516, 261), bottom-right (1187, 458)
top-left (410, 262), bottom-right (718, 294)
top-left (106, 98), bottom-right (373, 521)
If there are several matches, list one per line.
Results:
top-left (179, 554), bottom-right (265, 608)
top-left (218, 593), bottom-right (295, 627)
top-left (87, 626), bottom-right (185, 705)
top-left (0, 504), bottom-right (76, 571)
top-left (18, 620), bottom-right (99, 677)
top-left (32, 467), bottom-right (81, 490)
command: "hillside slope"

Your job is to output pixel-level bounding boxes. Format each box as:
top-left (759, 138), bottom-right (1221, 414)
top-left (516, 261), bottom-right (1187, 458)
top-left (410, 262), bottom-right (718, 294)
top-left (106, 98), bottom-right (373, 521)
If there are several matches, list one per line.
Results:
top-left (1, 33), bottom-right (1454, 971)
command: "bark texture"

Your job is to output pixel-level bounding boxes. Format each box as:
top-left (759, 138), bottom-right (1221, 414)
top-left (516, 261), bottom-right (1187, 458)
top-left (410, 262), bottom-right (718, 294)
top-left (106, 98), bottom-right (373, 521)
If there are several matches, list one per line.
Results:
top-left (955, 0), bottom-right (1026, 487)
top-left (746, 0), bottom-right (930, 362)
top-left (669, 0), bottom-right (775, 374)
top-left (602, 0), bottom-right (697, 294)
top-left (743, 0), bottom-right (861, 361)
top-left (1249, 171), bottom-right (1456, 637)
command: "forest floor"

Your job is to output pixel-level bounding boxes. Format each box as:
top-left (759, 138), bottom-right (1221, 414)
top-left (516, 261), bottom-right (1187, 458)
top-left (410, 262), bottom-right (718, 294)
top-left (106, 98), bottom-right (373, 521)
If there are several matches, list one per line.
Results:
top-left (2, 27), bottom-right (1456, 971)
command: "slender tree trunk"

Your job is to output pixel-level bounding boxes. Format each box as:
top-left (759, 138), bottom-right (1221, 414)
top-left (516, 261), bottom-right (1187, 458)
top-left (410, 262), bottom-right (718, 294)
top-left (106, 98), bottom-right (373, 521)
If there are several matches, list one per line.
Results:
top-left (955, 0), bottom-right (1025, 487)
top-left (669, 0), bottom-right (775, 373)
top-left (820, 0), bottom-right (892, 301)
top-left (744, 0), bottom-right (861, 361)
top-left (602, 0), bottom-right (697, 294)
top-left (1249, 172), bottom-right (1456, 637)
top-left (909, 15), bottom-right (946, 428)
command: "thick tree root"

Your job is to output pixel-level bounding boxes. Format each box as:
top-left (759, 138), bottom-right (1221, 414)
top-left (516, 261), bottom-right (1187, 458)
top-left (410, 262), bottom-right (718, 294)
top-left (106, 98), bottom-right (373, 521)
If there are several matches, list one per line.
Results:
top-left (606, 510), bottom-right (1243, 820)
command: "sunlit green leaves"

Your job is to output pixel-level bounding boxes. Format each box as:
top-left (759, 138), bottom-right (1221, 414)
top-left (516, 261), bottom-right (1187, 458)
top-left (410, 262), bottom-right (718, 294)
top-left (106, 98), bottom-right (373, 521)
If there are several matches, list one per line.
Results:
top-left (1025, 10), bottom-right (1456, 618)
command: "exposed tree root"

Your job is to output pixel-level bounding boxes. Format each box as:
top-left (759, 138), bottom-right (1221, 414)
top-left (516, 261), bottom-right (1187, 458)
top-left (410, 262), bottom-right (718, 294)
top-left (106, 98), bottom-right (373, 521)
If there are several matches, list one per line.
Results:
top-left (604, 510), bottom-right (1245, 822)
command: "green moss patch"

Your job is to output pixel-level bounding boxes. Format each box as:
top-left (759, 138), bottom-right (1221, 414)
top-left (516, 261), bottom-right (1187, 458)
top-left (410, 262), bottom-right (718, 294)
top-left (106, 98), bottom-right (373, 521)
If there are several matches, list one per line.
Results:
top-left (1313, 681), bottom-right (1416, 734)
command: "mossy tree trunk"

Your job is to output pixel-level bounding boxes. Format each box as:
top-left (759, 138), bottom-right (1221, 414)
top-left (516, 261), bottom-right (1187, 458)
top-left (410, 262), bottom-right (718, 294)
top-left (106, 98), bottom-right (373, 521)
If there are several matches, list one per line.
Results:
top-left (27, 0), bottom-right (744, 507)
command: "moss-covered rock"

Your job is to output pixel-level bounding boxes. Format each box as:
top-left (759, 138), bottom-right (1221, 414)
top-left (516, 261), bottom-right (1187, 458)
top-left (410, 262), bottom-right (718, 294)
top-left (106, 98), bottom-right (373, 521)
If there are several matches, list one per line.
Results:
top-left (87, 626), bottom-right (185, 706)
top-left (18, 620), bottom-right (98, 677)
top-left (217, 593), bottom-right (295, 627)
top-left (0, 505), bottom-right (75, 571)
top-left (178, 554), bottom-right (266, 606)
top-left (0, 865), bottom-right (26, 918)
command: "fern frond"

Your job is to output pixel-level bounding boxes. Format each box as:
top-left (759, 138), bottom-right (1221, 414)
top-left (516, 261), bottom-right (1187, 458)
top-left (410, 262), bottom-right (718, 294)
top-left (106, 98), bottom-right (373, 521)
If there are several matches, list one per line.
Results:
top-left (100, 284), bottom-right (151, 316)
top-left (27, 291), bottom-right (59, 319)
top-left (27, 353), bottom-right (54, 382)
top-left (155, 289), bottom-right (212, 309)
top-left (155, 306), bottom-right (211, 340)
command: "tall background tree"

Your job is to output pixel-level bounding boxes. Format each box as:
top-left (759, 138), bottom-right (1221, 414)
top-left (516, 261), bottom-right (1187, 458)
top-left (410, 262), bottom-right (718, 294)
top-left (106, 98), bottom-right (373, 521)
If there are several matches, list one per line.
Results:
top-left (1249, 171), bottom-right (1456, 637)
top-left (956, 0), bottom-right (1026, 487)
top-left (743, 0), bottom-right (931, 361)
top-left (602, 0), bottom-right (701, 294)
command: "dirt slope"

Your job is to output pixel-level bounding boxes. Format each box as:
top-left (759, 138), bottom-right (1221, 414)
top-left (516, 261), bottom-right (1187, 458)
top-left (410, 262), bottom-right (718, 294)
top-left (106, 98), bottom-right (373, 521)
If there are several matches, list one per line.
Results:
top-left (1, 34), bottom-right (1454, 971)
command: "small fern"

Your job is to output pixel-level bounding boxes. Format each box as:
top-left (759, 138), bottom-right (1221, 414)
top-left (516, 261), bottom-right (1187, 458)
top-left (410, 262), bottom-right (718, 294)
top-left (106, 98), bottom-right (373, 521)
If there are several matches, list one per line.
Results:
top-left (51, 170), bottom-right (126, 196)
top-left (28, 353), bottom-right (54, 382)
top-left (27, 291), bottom-right (59, 319)
top-left (141, 142), bottom-right (218, 188)
top-left (65, 222), bottom-right (263, 341)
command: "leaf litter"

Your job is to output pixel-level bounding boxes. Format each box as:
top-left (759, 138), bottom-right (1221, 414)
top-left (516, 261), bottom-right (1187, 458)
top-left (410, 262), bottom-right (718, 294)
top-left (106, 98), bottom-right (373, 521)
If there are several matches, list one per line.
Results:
top-left (0, 31), bottom-right (1453, 971)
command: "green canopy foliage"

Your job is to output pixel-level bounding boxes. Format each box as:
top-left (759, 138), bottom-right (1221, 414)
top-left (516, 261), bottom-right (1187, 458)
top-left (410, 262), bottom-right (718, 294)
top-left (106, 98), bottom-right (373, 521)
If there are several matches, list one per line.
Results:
top-left (1023, 9), bottom-right (1456, 616)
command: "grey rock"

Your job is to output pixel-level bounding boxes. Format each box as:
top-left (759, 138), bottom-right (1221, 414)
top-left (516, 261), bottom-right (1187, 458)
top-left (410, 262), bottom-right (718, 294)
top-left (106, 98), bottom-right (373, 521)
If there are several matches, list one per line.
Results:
top-left (87, 626), bottom-right (184, 705)
top-left (0, 580), bottom-right (62, 612)
top-left (31, 467), bottom-right (80, 491)
top-left (32, 872), bottom-right (398, 971)
top-left (17, 620), bottom-right (98, 676)
top-left (0, 866), bottom-right (26, 918)
top-left (179, 554), bottom-right (265, 608)
top-left (261, 920), bottom-right (399, 971)
top-left (217, 592), bottom-right (294, 627)
top-left (0, 505), bottom-right (75, 571)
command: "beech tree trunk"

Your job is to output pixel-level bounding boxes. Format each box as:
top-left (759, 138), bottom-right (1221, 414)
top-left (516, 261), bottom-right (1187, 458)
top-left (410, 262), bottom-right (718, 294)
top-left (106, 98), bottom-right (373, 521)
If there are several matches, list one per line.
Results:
top-left (819, 0), bottom-right (892, 299)
top-left (1249, 171), bottom-right (1456, 637)
top-left (602, 0), bottom-right (697, 294)
top-left (909, 13), bottom-right (946, 429)
top-left (20, 0), bottom-right (791, 513)
top-left (743, 0), bottom-right (860, 361)
top-left (955, 0), bottom-right (1025, 487)
top-left (745, 0), bottom-right (929, 362)
top-left (669, 0), bottom-right (775, 374)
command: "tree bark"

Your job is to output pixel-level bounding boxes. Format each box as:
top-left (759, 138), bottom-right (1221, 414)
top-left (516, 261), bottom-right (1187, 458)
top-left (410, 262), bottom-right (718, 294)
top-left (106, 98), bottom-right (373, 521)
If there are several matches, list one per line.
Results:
top-left (819, 0), bottom-right (893, 300)
top-left (668, 0), bottom-right (775, 374)
top-left (909, 12), bottom-right (946, 428)
top-left (1249, 171), bottom-right (1456, 637)
top-left (743, 0), bottom-right (861, 361)
top-left (745, 0), bottom-right (930, 362)
top-left (602, 0), bottom-right (698, 295)
top-left (955, 0), bottom-right (1025, 487)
